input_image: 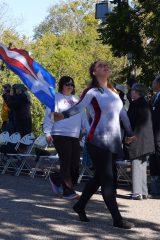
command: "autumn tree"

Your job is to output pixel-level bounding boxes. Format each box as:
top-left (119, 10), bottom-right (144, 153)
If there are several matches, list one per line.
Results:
top-left (98, 0), bottom-right (160, 84)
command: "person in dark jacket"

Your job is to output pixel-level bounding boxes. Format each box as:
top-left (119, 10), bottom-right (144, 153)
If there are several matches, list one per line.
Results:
top-left (4, 84), bottom-right (32, 136)
top-left (125, 83), bottom-right (155, 200)
top-left (149, 75), bottom-right (160, 195)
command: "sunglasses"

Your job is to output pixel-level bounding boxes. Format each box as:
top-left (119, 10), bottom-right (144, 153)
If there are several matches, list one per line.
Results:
top-left (64, 83), bottom-right (74, 87)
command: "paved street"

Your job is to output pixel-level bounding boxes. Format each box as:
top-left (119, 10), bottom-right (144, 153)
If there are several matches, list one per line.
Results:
top-left (0, 175), bottom-right (159, 240)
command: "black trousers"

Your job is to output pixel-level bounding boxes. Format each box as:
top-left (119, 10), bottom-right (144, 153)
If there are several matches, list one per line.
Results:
top-left (77, 143), bottom-right (122, 222)
top-left (53, 135), bottom-right (80, 193)
top-left (149, 140), bottom-right (160, 176)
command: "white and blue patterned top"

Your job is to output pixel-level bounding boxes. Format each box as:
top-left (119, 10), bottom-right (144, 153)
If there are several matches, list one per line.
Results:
top-left (63, 87), bottom-right (133, 156)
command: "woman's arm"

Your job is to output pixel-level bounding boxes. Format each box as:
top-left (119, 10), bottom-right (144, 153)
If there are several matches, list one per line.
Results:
top-left (53, 89), bottom-right (93, 121)
top-left (120, 107), bottom-right (134, 137)
top-left (43, 107), bottom-right (53, 136)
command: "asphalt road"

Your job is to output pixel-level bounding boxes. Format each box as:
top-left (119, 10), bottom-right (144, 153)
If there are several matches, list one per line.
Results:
top-left (0, 175), bottom-right (159, 240)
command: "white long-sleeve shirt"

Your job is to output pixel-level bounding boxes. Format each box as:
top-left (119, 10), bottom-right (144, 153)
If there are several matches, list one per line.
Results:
top-left (43, 93), bottom-right (89, 138)
top-left (63, 87), bottom-right (133, 155)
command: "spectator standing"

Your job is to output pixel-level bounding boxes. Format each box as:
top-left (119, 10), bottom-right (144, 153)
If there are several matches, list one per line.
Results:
top-left (4, 84), bottom-right (32, 136)
top-left (149, 75), bottom-right (160, 196)
top-left (124, 84), bottom-right (155, 200)
top-left (115, 84), bottom-right (127, 106)
top-left (126, 75), bottom-right (136, 104)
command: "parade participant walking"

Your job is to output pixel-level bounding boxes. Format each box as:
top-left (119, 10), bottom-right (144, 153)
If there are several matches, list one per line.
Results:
top-left (53, 60), bottom-right (136, 229)
top-left (43, 76), bottom-right (89, 200)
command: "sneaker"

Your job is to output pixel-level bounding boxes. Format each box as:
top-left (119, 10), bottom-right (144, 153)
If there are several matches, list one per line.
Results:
top-left (49, 175), bottom-right (62, 196)
top-left (63, 192), bottom-right (80, 200)
top-left (142, 195), bottom-right (151, 199)
top-left (132, 194), bottom-right (143, 200)
top-left (113, 219), bottom-right (135, 229)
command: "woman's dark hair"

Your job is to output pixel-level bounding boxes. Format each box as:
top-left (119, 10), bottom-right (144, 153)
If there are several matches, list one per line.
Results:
top-left (58, 76), bottom-right (75, 94)
top-left (131, 83), bottom-right (146, 97)
top-left (155, 75), bottom-right (160, 84)
top-left (89, 60), bottom-right (115, 92)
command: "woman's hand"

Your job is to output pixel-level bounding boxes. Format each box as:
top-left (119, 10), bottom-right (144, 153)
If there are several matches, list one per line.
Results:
top-left (125, 136), bottom-right (137, 144)
top-left (46, 135), bottom-right (53, 144)
top-left (52, 112), bottom-right (64, 122)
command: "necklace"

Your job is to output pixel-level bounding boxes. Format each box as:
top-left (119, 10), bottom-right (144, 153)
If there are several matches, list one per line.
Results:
top-left (63, 94), bottom-right (75, 106)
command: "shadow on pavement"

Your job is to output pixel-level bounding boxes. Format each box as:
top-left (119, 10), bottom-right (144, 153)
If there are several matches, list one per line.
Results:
top-left (0, 175), bottom-right (159, 240)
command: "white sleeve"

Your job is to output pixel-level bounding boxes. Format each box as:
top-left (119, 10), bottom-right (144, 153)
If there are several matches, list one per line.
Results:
top-left (63, 89), bottom-right (93, 118)
top-left (81, 110), bottom-right (90, 135)
top-left (43, 107), bottom-right (53, 137)
top-left (43, 94), bottom-right (59, 136)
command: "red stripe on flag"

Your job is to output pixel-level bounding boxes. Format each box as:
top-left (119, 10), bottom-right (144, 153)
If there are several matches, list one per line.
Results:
top-left (9, 48), bottom-right (33, 70)
top-left (0, 47), bottom-right (35, 78)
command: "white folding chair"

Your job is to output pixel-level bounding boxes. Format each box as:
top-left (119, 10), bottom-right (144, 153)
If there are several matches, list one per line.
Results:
top-left (0, 131), bottom-right (10, 170)
top-left (33, 135), bottom-right (48, 149)
top-left (77, 142), bottom-right (93, 184)
top-left (1, 132), bottom-right (21, 174)
top-left (77, 157), bottom-right (94, 184)
top-left (44, 154), bottom-right (59, 180)
top-left (30, 135), bottom-right (48, 178)
top-left (8, 132), bottom-right (21, 144)
top-left (30, 135), bottom-right (59, 179)
top-left (116, 160), bottom-right (132, 185)
top-left (0, 131), bottom-right (10, 145)
top-left (14, 133), bottom-right (36, 176)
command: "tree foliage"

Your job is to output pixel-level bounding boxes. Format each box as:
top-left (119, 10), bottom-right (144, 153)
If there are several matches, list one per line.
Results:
top-left (32, 0), bottom-right (125, 91)
top-left (33, 0), bottom-right (95, 38)
top-left (98, 0), bottom-right (160, 84)
top-left (0, 0), bottom-right (126, 135)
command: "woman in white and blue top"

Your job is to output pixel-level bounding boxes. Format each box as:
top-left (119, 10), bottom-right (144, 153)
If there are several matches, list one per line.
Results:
top-left (53, 60), bottom-right (136, 229)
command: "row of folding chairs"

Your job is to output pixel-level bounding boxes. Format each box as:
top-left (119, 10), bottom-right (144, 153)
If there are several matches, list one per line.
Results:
top-left (0, 131), bottom-right (59, 178)
top-left (77, 138), bottom-right (132, 185)
top-left (0, 132), bottom-right (132, 184)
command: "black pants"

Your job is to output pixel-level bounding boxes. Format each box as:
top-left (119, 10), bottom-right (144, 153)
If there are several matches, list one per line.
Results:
top-left (149, 140), bottom-right (160, 176)
top-left (53, 135), bottom-right (80, 194)
top-left (1, 121), bottom-right (7, 132)
top-left (77, 143), bottom-right (122, 222)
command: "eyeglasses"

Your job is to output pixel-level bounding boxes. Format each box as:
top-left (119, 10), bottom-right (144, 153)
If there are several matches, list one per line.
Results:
top-left (64, 83), bottom-right (74, 87)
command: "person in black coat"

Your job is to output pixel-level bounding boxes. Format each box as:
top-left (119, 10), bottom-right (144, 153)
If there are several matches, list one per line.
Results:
top-left (149, 75), bottom-right (160, 195)
top-left (125, 83), bottom-right (155, 200)
top-left (4, 84), bottom-right (32, 136)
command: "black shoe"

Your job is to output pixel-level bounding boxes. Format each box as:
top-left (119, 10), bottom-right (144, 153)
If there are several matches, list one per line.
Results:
top-left (142, 195), bottom-right (151, 199)
top-left (113, 219), bottom-right (135, 229)
top-left (131, 194), bottom-right (143, 200)
top-left (73, 204), bottom-right (90, 222)
top-left (149, 194), bottom-right (160, 199)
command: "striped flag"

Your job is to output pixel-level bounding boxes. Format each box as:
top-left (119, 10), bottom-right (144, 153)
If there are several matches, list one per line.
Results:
top-left (0, 43), bottom-right (56, 111)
